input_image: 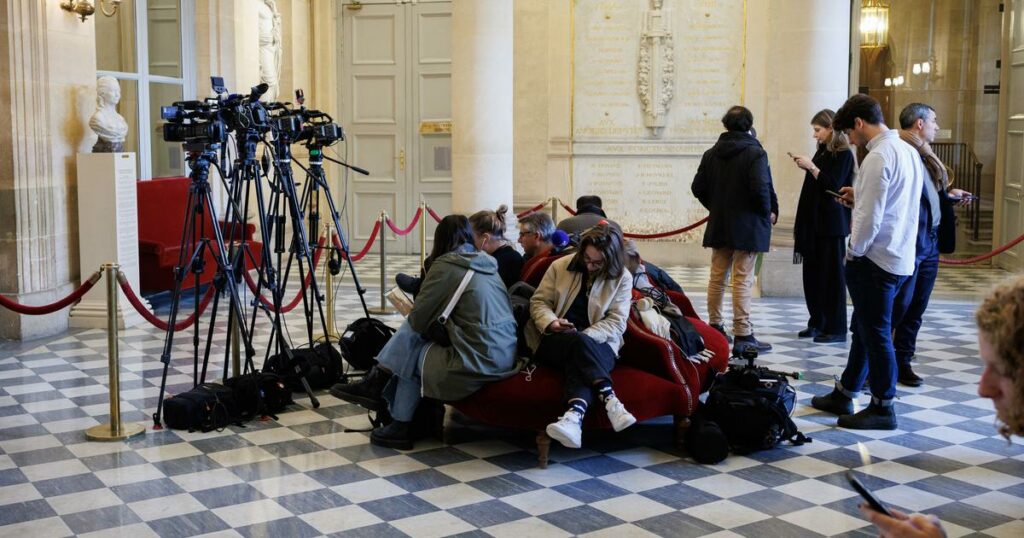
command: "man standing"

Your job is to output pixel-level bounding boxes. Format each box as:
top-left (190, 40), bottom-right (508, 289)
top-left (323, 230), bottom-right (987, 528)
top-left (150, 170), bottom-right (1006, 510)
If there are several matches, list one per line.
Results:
top-left (692, 106), bottom-right (776, 354)
top-left (811, 94), bottom-right (925, 430)
top-left (892, 103), bottom-right (973, 386)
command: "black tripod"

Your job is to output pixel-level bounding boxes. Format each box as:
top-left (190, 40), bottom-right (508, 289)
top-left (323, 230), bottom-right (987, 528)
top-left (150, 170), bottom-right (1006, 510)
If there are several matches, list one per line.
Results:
top-left (294, 141), bottom-right (372, 320)
top-left (153, 144), bottom-right (258, 427)
top-left (258, 120), bottom-right (332, 355)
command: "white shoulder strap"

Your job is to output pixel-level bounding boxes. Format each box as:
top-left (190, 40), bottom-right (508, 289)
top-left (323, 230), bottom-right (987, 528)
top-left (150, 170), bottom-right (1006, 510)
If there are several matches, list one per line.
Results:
top-left (439, 269), bottom-right (475, 323)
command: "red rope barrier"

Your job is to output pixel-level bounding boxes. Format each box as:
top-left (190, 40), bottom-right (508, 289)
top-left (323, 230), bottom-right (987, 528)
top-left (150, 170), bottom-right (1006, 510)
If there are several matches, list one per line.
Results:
top-left (516, 201), bottom-right (548, 219)
top-left (623, 217), bottom-right (710, 239)
top-left (0, 271), bottom-right (102, 315)
top-left (118, 272), bottom-right (217, 332)
top-left (426, 205), bottom-right (443, 223)
top-left (333, 219), bottom-right (381, 262)
top-left (559, 200), bottom-right (577, 216)
top-left (939, 232), bottom-right (1024, 265)
top-left (242, 237), bottom-right (328, 314)
top-left (385, 207), bottom-right (423, 236)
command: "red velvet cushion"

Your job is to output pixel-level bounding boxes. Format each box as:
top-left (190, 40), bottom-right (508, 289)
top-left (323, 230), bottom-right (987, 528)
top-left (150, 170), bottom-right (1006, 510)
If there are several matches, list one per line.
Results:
top-left (452, 365), bottom-right (691, 432)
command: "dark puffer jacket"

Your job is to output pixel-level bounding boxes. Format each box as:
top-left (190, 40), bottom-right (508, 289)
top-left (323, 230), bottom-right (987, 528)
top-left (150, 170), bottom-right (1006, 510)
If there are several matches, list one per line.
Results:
top-left (691, 131), bottom-right (775, 253)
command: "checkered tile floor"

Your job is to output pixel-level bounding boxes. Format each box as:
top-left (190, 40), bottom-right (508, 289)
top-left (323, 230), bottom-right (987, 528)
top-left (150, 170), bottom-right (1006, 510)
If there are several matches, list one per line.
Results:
top-left (1, 256), bottom-right (1023, 537)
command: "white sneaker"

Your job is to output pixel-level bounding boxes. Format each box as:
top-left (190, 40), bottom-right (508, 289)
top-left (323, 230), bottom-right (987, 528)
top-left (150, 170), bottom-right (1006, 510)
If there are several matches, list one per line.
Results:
top-left (604, 395), bottom-right (636, 432)
top-left (546, 410), bottom-right (583, 449)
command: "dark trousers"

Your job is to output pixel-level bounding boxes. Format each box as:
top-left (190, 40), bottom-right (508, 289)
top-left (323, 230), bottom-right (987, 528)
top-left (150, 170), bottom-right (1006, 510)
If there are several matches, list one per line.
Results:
top-left (801, 237), bottom-right (848, 335)
top-left (839, 257), bottom-right (908, 402)
top-left (892, 233), bottom-right (939, 367)
top-left (534, 331), bottom-right (617, 409)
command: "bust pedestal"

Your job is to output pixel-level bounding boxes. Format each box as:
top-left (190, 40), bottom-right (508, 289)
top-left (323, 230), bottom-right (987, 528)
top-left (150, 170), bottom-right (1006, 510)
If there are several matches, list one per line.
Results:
top-left (69, 153), bottom-right (149, 329)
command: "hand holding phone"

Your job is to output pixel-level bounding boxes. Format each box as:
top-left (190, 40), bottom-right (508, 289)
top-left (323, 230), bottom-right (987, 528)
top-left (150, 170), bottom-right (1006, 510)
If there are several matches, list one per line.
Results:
top-left (846, 471), bottom-right (892, 517)
top-left (825, 189), bottom-right (845, 199)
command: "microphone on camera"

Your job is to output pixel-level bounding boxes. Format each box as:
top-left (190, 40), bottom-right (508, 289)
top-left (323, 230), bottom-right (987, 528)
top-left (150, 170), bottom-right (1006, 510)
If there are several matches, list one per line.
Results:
top-left (250, 83), bottom-right (270, 101)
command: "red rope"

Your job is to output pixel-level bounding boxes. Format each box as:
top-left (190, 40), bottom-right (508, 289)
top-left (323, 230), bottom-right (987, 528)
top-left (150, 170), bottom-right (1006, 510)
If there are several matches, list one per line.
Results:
top-left (333, 219), bottom-right (381, 262)
top-left (939, 232), bottom-right (1024, 265)
top-left (242, 236), bottom-right (327, 313)
top-left (623, 217), bottom-right (710, 239)
top-left (516, 201), bottom-right (548, 219)
top-left (385, 207), bottom-right (423, 236)
top-left (426, 206), bottom-right (443, 223)
top-left (559, 200), bottom-right (577, 216)
top-left (0, 271), bottom-right (102, 315)
top-left (118, 272), bottom-right (218, 332)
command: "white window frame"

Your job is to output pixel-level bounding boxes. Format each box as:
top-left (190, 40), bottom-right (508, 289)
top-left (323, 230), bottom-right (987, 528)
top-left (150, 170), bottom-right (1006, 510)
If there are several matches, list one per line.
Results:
top-left (97, 0), bottom-right (196, 179)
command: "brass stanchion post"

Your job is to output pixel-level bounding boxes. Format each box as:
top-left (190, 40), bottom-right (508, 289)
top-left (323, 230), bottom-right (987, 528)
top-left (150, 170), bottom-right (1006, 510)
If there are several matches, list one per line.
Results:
top-left (550, 196), bottom-right (559, 224)
top-left (419, 200), bottom-right (427, 269)
top-left (315, 225), bottom-right (340, 340)
top-left (368, 210), bottom-right (394, 315)
top-left (86, 264), bottom-right (145, 441)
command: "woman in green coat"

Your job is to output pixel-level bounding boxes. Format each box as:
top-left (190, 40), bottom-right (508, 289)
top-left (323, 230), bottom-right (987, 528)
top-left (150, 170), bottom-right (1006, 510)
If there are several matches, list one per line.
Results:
top-left (331, 215), bottom-right (522, 450)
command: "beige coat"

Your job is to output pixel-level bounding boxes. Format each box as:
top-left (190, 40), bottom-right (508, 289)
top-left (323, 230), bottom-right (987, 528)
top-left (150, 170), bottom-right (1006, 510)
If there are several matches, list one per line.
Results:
top-left (525, 255), bottom-right (633, 354)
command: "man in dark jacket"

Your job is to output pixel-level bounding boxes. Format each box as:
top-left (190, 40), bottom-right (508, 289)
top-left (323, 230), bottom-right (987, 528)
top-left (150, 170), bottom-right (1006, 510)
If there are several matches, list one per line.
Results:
top-left (557, 195), bottom-right (621, 237)
top-left (692, 106), bottom-right (776, 355)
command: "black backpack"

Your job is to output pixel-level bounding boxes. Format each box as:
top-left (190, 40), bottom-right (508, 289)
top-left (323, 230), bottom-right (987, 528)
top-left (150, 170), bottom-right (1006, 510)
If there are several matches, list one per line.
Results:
top-left (225, 372), bottom-right (293, 420)
top-left (163, 383), bottom-right (242, 432)
top-left (339, 318), bottom-right (395, 371)
top-left (264, 342), bottom-right (344, 391)
top-left (703, 361), bottom-right (810, 454)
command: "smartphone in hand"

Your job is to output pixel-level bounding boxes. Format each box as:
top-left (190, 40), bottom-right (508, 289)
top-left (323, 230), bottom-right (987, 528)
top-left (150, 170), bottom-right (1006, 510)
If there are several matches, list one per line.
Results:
top-left (825, 189), bottom-right (846, 199)
top-left (846, 471), bottom-right (893, 517)
top-left (950, 193), bottom-right (979, 202)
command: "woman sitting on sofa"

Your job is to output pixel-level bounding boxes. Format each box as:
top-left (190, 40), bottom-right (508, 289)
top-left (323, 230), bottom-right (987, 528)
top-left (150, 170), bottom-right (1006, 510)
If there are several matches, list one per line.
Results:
top-left (330, 215), bottom-right (522, 450)
top-left (526, 223), bottom-right (635, 448)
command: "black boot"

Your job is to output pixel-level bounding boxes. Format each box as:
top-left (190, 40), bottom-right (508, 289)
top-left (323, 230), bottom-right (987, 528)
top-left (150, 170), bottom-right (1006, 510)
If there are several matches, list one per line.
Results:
top-left (330, 366), bottom-right (392, 411)
top-left (897, 363), bottom-right (923, 387)
top-left (810, 388), bottom-right (854, 415)
top-left (797, 327), bottom-right (819, 338)
top-left (395, 273), bottom-right (422, 296)
top-left (732, 334), bottom-right (772, 356)
top-left (710, 324), bottom-right (732, 344)
top-left (838, 403), bottom-right (897, 430)
top-left (370, 420), bottom-right (414, 450)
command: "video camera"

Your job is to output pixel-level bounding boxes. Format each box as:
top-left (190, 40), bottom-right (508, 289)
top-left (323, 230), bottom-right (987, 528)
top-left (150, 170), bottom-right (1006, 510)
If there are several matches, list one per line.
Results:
top-left (161, 77), bottom-right (271, 144)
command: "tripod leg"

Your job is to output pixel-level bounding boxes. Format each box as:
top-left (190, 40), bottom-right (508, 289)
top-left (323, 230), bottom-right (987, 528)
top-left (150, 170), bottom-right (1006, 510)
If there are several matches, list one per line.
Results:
top-left (314, 168), bottom-right (371, 317)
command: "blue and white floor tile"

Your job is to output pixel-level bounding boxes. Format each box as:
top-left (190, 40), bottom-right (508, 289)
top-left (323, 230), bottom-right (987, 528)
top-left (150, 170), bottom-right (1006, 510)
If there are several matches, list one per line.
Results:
top-left (0, 256), bottom-right (1022, 537)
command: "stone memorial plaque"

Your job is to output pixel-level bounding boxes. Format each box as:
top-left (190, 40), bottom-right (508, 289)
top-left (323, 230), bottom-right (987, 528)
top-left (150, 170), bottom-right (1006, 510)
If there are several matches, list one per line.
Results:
top-left (571, 0), bottom-right (745, 240)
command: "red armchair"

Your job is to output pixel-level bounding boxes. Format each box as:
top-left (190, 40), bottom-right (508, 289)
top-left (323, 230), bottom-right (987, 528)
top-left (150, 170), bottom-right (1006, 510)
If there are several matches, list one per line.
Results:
top-left (449, 292), bottom-right (728, 467)
top-left (137, 177), bottom-right (263, 293)
top-left (519, 252), bottom-right (567, 288)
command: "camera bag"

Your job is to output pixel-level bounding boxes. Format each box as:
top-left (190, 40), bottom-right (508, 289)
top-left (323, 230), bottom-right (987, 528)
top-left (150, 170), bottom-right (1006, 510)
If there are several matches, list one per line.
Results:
top-left (225, 371), bottom-right (293, 420)
top-left (339, 318), bottom-right (396, 371)
top-left (264, 342), bottom-right (344, 391)
top-left (703, 364), bottom-right (810, 454)
top-left (163, 383), bottom-right (242, 432)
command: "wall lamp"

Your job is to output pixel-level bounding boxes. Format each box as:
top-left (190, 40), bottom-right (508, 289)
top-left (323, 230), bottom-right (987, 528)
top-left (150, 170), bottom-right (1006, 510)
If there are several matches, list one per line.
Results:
top-left (60, 0), bottom-right (122, 23)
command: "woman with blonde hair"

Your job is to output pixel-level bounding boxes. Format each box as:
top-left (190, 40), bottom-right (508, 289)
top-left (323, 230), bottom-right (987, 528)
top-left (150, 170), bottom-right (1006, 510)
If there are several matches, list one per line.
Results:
top-left (861, 277), bottom-right (1024, 537)
top-left (469, 205), bottom-right (523, 288)
top-left (789, 108), bottom-right (856, 344)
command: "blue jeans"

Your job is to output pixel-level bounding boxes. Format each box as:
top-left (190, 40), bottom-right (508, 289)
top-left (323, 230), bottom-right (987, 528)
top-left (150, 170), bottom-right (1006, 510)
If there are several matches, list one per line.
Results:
top-left (839, 257), bottom-right (908, 402)
top-left (892, 232), bottom-right (939, 367)
top-left (375, 322), bottom-right (431, 422)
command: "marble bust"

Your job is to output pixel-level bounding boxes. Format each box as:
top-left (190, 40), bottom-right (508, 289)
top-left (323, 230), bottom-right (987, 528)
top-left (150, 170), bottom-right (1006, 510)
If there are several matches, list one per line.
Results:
top-left (89, 76), bottom-right (128, 153)
top-left (258, 0), bottom-right (282, 102)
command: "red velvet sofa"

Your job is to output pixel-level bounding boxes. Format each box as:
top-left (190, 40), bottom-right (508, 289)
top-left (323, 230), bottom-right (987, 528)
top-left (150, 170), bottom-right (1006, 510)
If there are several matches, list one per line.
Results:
top-left (137, 176), bottom-right (263, 293)
top-left (449, 290), bottom-right (728, 467)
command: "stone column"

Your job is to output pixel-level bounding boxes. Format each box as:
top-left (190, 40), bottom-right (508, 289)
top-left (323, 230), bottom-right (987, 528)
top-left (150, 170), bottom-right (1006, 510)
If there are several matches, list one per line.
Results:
top-left (0, 1), bottom-right (96, 339)
top-left (747, 0), bottom-right (852, 297)
top-left (451, 0), bottom-right (514, 215)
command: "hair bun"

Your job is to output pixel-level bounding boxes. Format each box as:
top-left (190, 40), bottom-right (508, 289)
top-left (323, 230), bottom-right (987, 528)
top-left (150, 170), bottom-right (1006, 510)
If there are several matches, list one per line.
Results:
top-left (495, 204), bottom-right (508, 227)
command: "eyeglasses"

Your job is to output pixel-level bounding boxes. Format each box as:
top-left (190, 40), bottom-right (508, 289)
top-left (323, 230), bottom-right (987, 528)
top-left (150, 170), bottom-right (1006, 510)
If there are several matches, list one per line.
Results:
top-left (582, 254), bottom-right (605, 269)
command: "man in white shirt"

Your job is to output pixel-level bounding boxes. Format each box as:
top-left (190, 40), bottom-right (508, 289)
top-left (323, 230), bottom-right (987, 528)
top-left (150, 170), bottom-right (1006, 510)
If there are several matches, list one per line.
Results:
top-left (811, 94), bottom-right (925, 430)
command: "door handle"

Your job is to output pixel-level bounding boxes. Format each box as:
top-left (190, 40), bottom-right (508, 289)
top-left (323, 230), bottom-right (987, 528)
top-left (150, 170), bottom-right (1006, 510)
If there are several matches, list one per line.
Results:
top-left (398, 149), bottom-right (406, 172)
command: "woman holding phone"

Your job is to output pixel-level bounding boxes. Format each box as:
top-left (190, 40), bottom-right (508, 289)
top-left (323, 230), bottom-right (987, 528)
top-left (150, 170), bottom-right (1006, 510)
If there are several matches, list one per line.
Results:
top-left (789, 109), bottom-right (857, 343)
top-left (525, 224), bottom-right (635, 449)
